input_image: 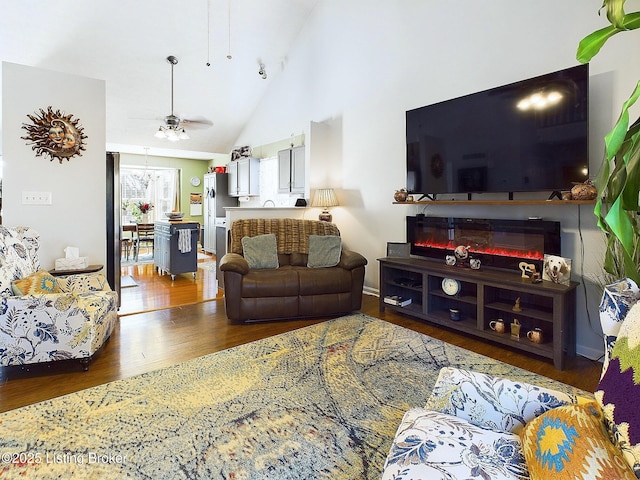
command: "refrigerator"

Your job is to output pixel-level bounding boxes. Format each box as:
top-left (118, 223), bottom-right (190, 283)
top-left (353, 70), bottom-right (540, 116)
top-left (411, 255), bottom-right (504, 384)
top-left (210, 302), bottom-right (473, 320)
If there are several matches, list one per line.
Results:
top-left (203, 173), bottom-right (237, 254)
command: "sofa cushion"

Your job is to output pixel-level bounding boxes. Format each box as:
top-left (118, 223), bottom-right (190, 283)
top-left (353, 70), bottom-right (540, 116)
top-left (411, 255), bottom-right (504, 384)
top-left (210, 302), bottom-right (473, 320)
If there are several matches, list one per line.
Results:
top-left (0, 227), bottom-right (38, 295)
top-left (381, 407), bottom-right (527, 480)
top-left (11, 270), bottom-right (62, 296)
top-left (240, 267), bottom-right (300, 298)
top-left (307, 235), bottom-right (341, 268)
top-left (241, 234), bottom-right (279, 270)
top-left (595, 301), bottom-right (640, 477)
top-left (521, 402), bottom-right (635, 480)
top-left (298, 266), bottom-right (351, 295)
top-left (289, 252), bottom-right (308, 266)
top-left (426, 367), bottom-right (580, 434)
top-left (277, 253), bottom-right (292, 266)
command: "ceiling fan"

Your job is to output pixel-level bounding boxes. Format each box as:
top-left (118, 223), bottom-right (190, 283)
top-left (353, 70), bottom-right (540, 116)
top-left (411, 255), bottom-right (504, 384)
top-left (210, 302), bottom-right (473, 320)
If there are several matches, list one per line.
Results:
top-left (154, 55), bottom-right (212, 141)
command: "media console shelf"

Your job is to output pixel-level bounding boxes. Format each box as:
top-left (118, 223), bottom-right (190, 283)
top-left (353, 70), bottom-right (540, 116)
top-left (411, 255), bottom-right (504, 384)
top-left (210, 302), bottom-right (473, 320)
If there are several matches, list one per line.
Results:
top-left (378, 256), bottom-right (578, 369)
top-left (393, 200), bottom-right (595, 205)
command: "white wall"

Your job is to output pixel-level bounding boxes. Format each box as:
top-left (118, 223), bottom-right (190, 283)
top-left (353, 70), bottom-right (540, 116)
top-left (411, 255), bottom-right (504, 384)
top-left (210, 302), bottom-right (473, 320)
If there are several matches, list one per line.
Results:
top-left (2, 62), bottom-right (106, 268)
top-left (235, 0), bottom-right (640, 359)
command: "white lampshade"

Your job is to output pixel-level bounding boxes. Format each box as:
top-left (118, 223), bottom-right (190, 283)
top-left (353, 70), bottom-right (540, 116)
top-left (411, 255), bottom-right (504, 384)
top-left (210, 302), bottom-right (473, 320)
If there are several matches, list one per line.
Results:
top-left (312, 188), bottom-right (339, 208)
top-left (312, 188), bottom-right (339, 222)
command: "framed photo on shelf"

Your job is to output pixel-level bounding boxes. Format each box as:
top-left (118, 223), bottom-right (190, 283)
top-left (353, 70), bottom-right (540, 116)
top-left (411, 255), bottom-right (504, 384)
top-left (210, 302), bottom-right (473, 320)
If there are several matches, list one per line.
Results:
top-left (542, 254), bottom-right (572, 285)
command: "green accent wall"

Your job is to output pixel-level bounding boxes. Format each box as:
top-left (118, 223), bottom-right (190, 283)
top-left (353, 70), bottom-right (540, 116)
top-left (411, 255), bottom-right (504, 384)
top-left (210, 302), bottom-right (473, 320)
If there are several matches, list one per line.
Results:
top-left (120, 153), bottom-right (213, 223)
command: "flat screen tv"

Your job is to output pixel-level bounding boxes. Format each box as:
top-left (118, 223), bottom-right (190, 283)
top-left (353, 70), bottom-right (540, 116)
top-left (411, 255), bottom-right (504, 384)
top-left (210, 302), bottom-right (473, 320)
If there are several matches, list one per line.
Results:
top-left (406, 64), bottom-right (589, 198)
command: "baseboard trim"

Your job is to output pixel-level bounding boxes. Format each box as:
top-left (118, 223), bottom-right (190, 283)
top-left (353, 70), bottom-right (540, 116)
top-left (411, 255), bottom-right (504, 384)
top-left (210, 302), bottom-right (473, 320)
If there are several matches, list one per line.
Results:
top-left (363, 287), bottom-right (379, 297)
top-left (576, 345), bottom-right (604, 362)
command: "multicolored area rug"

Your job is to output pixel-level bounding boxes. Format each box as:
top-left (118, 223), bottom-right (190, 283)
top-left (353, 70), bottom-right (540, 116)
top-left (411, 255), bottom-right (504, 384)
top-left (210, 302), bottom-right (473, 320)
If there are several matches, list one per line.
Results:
top-left (0, 314), bottom-right (587, 479)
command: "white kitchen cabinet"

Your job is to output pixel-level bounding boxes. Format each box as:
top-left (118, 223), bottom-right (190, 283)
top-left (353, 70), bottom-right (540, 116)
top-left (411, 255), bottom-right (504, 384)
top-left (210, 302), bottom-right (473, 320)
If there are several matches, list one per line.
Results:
top-left (277, 146), bottom-right (305, 194)
top-left (227, 157), bottom-right (260, 197)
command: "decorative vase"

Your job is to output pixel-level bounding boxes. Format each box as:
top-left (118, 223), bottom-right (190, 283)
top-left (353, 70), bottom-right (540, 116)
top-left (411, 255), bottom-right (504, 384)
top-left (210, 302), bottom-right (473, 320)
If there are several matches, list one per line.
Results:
top-left (394, 189), bottom-right (408, 202)
top-left (570, 179), bottom-right (597, 200)
top-left (141, 213), bottom-right (149, 223)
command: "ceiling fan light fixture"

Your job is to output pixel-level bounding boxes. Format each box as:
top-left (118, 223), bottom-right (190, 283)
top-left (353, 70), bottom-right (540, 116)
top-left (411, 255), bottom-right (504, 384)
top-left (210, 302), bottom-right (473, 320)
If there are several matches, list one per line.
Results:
top-left (166, 129), bottom-right (179, 141)
top-left (165, 114), bottom-right (180, 127)
top-left (154, 55), bottom-right (191, 142)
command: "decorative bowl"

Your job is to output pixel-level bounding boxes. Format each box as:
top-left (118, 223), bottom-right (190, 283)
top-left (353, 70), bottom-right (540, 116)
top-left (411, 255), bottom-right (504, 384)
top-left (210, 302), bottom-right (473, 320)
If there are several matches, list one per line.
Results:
top-left (164, 211), bottom-right (185, 220)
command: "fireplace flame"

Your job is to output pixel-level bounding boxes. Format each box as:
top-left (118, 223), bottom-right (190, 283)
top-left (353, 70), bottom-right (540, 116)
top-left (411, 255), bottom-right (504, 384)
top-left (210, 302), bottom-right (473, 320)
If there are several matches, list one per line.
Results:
top-left (414, 240), bottom-right (544, 261)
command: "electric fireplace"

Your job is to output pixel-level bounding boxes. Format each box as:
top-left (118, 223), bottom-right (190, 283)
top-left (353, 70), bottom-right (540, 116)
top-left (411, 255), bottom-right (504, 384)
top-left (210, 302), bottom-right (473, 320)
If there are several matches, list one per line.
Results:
top-left (406, 216), bottom-right (561, 272)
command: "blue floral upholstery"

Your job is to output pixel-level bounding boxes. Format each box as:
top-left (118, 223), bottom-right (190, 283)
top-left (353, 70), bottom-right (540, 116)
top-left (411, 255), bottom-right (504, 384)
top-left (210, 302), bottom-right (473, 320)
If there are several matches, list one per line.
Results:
top-left (382, 369), bottom-right (579, 480)
top-left (599, 278), bottom-right (640, 376)
top-left (425, 367), bottom-right (581, 434)
top-left (0, 226), bottom-right (117, 368)
top-left (382, 278), bottom-right (640, 480)
top-left (381, 407), bottom-right (527, 480)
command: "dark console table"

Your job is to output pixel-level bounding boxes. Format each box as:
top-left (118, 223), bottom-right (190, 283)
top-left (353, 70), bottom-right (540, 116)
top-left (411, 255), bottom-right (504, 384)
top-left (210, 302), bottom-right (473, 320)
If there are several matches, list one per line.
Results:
top-left (378, 256), bottom-right (578, 369)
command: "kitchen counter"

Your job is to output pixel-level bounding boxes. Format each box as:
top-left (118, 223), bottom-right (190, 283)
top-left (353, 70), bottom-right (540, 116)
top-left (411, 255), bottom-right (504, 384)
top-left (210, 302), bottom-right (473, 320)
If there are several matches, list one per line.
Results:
top-left (225, 206), bottom-right (310, 224)
top-left (224, 207), bottom-right (303, 210)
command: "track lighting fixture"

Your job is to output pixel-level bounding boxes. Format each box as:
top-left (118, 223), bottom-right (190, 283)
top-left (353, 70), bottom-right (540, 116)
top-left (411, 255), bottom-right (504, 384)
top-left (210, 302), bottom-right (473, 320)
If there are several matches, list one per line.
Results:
top-left (258, 63), bottom-right (267, 79)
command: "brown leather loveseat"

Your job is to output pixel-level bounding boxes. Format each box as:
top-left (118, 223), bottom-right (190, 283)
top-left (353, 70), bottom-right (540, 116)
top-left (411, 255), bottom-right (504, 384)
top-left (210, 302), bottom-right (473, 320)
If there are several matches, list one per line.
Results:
top-left (219, 218), bottom-right (367, 324)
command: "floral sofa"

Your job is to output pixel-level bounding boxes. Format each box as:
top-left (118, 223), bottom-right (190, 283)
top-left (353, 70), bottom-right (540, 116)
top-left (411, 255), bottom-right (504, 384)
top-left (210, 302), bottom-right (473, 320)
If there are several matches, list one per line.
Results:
top-left (0, 226), bottom-right (118, 370)
top-left (381, 277), bottom-right (640, 480)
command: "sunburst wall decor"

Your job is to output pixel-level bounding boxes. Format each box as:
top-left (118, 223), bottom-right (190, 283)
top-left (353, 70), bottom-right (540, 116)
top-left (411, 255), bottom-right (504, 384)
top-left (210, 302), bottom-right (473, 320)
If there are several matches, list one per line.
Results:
top-left (21, 106), bottom-right (87, 163)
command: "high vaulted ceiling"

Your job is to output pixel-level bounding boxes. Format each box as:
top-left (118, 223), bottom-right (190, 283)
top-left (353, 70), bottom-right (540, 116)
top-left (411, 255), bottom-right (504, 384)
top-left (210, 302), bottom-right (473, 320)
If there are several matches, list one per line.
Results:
top-left (0, 0), bottom-right (320, 159)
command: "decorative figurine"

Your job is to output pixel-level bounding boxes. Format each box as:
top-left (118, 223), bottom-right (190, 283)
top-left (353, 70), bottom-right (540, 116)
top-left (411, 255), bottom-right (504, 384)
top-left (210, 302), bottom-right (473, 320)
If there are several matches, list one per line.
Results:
top-left (454, 245), bottom-right (470, 261)
top-left (512, 297), bottom-right (522, 312)
top-left (470, 258), bottom-right (481, 270)
top-left (510, 318), bottom-right (521, 339)
top-left (445, 255), bottom-right (456, 266)
top-left (519, 262), bottom-right (536, 279)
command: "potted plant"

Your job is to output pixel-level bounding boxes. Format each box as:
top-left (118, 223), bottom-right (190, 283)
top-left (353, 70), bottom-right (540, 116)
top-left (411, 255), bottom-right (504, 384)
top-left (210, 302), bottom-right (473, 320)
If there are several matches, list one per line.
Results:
top-left (577, 0), bottom-right (640, 284)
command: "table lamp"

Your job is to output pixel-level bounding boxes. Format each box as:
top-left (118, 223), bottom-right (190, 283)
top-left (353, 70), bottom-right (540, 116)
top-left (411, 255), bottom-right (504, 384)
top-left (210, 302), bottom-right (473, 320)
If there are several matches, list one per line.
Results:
top-left (312, 188), bottom-right (339, 222)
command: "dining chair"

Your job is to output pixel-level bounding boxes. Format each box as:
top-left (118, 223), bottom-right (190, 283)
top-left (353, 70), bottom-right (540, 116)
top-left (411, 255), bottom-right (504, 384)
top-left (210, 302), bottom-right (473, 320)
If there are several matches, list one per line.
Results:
top-left (134, 223), bottom-right (155, 261)
top-left (121, 238), bottom-right (132, 260)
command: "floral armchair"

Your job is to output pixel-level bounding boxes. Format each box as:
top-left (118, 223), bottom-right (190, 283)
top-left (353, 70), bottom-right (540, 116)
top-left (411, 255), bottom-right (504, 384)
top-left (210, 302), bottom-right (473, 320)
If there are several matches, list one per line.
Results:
top-left (0, 226), bottom-right (118, 370)
top-left (381, 278), bottom-right (640, 480)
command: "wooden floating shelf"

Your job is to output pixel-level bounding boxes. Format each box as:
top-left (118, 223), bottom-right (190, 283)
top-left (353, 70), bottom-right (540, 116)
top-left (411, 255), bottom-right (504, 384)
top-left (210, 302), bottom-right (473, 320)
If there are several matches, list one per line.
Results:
top-left (393, 200), bottom-right (596, 206)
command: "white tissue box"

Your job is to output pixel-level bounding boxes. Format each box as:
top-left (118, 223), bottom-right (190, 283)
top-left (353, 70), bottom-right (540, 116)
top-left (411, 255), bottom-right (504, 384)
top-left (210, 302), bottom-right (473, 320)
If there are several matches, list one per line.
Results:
top-left (55, 257), bottom-right (88, 270)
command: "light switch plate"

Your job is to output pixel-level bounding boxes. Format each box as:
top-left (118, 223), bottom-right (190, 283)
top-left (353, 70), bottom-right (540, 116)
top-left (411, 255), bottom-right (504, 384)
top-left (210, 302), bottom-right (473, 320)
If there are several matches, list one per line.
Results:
top-left (22, 191), bottom-right (52, 205)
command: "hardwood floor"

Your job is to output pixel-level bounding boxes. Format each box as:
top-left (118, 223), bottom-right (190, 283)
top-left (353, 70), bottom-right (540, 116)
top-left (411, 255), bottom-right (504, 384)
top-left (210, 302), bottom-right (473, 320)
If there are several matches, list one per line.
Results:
top-left (118, 251), bottom-right (219, 316)
top-left (0, 259), bottom-right (603, 414)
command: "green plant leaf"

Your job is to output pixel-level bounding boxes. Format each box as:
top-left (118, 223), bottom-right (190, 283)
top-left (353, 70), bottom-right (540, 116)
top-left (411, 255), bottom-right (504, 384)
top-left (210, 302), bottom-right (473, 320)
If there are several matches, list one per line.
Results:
top-left (605, 193), bottom-right (634, 243)
top-left (604, 0), bottom-right (627, 28)
top-left (620, 125), bottom-right (640, 209)
top-left (604, 80), bottom-right (640, 160)
top-left (577, 12), bottom-right (640, 63)
top-left (584, 3), bottom-right (640, 283)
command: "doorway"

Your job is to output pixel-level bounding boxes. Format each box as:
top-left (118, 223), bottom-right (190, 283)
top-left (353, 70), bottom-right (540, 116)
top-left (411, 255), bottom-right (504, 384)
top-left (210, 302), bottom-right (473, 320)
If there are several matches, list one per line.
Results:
top-left (107, 153), bottom-right (219, 316)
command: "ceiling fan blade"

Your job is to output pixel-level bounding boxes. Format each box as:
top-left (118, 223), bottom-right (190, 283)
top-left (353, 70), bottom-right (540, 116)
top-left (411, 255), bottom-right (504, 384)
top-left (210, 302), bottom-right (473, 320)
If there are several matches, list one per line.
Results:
top-left (180, 116), bottom-right (214, 130)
